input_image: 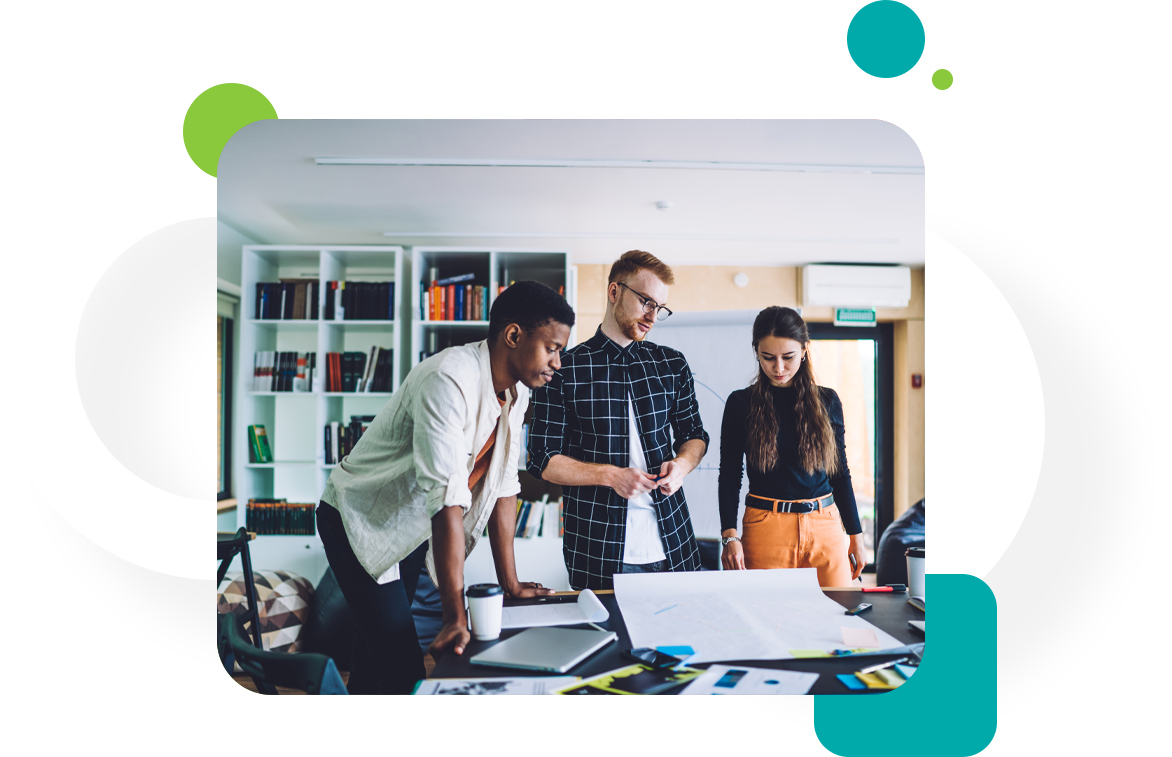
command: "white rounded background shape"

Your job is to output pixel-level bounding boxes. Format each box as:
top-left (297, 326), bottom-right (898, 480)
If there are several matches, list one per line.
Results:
top-left (926, 230), bottom-right (1045, 577)
top-left (76, 218), bottom-right (213, 500)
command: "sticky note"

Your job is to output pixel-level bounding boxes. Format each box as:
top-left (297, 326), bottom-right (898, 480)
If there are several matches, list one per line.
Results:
top-left (837, 674), bottom-right (867, 690)
top-left (841, 626), bottom-right (879, 648)
top-left (856, 672), bottom-right (897, 690)
top-left (895, 664), bottom-right (917, 680)
top-left (657, 646), bottom-right (695, 657)
top-left (790, 649), bottom-right (833, 658)
top-left (875, 668), bottom-right (905, 687)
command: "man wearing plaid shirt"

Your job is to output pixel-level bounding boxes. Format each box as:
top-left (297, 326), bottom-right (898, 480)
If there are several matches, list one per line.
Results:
top-left (528, 251), bottom-right (709, 590)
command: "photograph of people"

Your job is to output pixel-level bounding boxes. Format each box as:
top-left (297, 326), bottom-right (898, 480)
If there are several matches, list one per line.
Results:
top-left (315, 281), bottom-right (575, 694)
top-left (717, 306), bottom-right (866, 585)
top-left (527, 250), bottom-right (709, 590)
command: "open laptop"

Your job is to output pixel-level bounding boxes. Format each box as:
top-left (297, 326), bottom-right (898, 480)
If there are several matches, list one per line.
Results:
top-left (470, 627), bottom-right (617, 673)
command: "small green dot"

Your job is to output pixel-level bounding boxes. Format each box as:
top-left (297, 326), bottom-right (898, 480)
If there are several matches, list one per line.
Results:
top-left (932, 69), bottom-right (953, 90)
top-left (183, 84), bottom-right (277, 177)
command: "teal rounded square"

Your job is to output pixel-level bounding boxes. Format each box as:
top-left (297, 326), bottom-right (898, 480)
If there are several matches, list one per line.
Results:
top-left (815, 574), bottom-right (997, 756)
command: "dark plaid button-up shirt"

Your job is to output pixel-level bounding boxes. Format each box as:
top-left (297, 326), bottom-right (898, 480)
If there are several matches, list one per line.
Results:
top-left (527, 328), bottom-right (710, 590)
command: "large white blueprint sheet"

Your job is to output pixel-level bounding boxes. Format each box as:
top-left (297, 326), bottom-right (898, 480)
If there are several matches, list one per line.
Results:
top-left (614, 568), bottom-right (902, 663)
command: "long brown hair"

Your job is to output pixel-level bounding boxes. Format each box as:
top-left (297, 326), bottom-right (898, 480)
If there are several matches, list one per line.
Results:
top-left (745, 306), bottom-right (839, 476)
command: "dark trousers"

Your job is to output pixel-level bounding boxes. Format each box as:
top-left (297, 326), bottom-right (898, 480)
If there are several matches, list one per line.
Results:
top-left (316, 502), bottom-right (429, 695)
top-left (620, 559), bottom-right (669, 574)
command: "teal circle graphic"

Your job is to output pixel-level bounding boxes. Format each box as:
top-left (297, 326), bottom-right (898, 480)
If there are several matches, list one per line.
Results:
top-left (847, 2), bottom-right (926, 78)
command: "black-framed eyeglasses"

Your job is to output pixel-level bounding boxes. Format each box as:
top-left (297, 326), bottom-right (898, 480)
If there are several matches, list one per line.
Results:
top-left (617, 282), bottom-right (673, 320)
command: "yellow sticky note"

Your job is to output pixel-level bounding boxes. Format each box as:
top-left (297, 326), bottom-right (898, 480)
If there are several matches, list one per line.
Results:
top-left (855, 672), bottom-right (897, 690)
top-left (789, 649), bottom-right (832, 658)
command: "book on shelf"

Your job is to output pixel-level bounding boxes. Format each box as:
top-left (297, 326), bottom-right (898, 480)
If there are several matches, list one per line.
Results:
top-left (511, 497), bottom-right (563, 539)
top-left (323, 280), bottom-right (396, 321)
top-left (323, 350), bottom-right (388, 393)
top-left (254, 280), bottom-right (319, 320)
top-left (323, 415), bottom-right (375, 464)
top-left (245, 499), bottom-right (316, 535)
top-left (252, 351), bottom-right (316, 392)
top-left (420, 276), bottom-right (489, 321)
top-left (247, 425), bottom-right (273, 463)
top-left (357, 346), bottom-right (394, 392)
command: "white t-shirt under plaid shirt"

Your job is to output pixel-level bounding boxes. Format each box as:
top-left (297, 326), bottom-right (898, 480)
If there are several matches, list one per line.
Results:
top-left (527, 327), bottom-right (709, 590)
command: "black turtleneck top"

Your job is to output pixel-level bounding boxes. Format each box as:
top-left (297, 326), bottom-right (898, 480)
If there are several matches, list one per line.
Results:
top-left (718, 383), bottom-right (862, 535)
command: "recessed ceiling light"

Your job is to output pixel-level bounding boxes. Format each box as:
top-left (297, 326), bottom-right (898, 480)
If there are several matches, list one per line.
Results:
top-left (656, 201), bottom-right (673, 211)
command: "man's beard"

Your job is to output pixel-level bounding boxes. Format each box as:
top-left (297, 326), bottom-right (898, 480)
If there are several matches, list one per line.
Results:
top-left (620, 311), bottom-right (650, 341)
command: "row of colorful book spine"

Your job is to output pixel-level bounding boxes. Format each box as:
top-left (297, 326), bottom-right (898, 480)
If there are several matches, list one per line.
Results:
top-left (420, 273), bottom-right (490, 321)
top-left (252, 351), bottom-right (316, 392)
top-left (322, 348), bottom-right (394, 393)
top-left (514, 497), bottom-right (564, 539)
top-left (245, 499), bottom-right (316, 535)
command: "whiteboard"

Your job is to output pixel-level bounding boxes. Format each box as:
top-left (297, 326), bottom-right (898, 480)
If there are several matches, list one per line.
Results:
top-left (651, 311), bottom-right (760, 538)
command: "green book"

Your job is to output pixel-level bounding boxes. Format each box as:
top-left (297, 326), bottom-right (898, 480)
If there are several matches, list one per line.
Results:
top-left (248, 424), bottom-right (273, 463)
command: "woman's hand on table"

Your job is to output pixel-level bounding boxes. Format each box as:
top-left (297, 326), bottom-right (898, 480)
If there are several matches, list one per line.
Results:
top-left (721, 538), bottom-right (746, 570)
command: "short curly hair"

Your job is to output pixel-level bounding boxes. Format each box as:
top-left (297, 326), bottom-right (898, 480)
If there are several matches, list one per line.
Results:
top-left (488, 280), bottom-right (576, 344)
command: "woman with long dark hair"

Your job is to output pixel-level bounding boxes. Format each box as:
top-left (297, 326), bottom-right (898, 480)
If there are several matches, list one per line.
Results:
top-left (717, 306), bottom-right (866, 585)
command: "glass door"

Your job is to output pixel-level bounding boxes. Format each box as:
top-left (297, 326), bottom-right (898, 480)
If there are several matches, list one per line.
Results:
top-left (806, 323), bottom-right (894, 569)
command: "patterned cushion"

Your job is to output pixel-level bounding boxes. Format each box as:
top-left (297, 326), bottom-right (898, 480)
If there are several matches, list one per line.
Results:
top-left (217, 570), bottom-right (314, 653)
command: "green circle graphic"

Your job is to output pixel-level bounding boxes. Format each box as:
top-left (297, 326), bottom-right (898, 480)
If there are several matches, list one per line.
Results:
top-left (932, 68), bottom-right (954, 90)
top-left (847, 2), bottom-right (926, 79)
top-left (183, 84), bottom-right (277, 177)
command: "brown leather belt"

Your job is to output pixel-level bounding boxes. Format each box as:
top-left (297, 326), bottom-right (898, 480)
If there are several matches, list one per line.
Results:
top-left (746, 492), bottom-right (835, 514)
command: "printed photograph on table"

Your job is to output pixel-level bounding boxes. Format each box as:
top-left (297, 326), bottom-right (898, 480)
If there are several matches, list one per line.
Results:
top-left (213, 119), bottom-right (925, 696)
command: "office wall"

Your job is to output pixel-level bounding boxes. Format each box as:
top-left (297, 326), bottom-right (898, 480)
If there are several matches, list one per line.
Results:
top-left (574, 264), bottom-right (925, 519)
top-left (217, 221), bottom-right (261, 287)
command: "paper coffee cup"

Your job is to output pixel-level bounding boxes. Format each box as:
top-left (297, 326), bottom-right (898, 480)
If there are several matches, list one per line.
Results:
top-left (466, 583), bottom-right (504, 641)
top-left (906, 547), bottom-right (925, 599)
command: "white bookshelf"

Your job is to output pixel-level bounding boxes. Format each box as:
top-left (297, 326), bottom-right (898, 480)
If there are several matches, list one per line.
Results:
top-left (405, 247), bottom-right (575, 379)
top-left (235, 245), bottom-right (404, 582)
top-left (232, 244), bottom-right (576, 587)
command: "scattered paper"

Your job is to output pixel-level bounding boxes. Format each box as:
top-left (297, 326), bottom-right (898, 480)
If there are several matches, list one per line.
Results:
top-left (615, 569), bottom-right (901, 663)
top-left (414, 676), bottom-right (577, 695)
top-left (554, 665), bottom-right (703, 695)
top-left (841, 626), bottom-right (879, 648)
top-left (680, 665), bottom-right (819, 696)
top-left (500, 589), bottom-right (609, 629)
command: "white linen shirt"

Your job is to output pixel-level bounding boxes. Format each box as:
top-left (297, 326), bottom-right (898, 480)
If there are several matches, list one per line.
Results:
top-left (321, 340), bottom-right (526, 584)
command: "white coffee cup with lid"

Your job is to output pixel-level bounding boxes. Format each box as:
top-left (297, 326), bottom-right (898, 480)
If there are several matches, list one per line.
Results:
top-left (906, 547), bottom-right (925, 599)
top-left (466, 583), bottom-right (505, 641)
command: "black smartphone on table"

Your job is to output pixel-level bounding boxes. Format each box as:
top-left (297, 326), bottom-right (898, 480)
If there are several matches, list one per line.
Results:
top-left (622, 647), bottom-right (686, 669)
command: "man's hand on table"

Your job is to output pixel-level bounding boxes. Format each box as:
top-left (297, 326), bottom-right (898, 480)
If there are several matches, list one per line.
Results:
top-left (428, 620), bottom-right (471, 658)
top-left (504, 580), bottom-right (555, 599)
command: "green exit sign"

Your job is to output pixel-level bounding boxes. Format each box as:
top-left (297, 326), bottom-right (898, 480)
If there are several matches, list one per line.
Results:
top-left (834, 308), bottom-right (877, 327)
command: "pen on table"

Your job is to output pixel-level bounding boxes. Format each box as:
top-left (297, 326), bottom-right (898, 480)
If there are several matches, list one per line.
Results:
top-left (857, 657), bottom-right (910, 675)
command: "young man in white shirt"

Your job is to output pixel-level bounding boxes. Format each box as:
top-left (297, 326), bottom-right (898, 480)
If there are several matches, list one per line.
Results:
top-left (316, 280), bottom-right (575, 694)
top-left (528, 251), bottom-right (709, 590)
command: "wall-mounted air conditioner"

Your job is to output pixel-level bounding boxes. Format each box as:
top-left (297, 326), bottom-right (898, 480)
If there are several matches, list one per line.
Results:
top-left (801, 265), bottom-right (912, 308)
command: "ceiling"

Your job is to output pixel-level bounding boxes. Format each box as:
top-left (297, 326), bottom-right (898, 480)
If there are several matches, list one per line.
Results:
top-left (218, 120), bottom-right (924, 267)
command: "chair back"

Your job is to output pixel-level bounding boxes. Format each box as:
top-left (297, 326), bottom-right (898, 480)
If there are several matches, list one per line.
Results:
top-left (218, 613), bottom-right (347, 695)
